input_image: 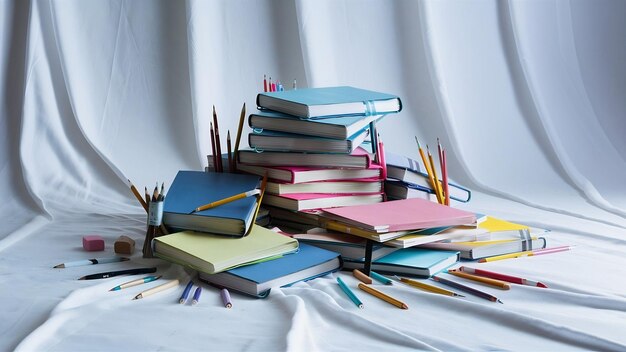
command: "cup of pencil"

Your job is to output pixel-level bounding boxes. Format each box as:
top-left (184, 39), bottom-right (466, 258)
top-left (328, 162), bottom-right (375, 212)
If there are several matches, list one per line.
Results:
top-left (143, 183), bottom-right (166, 258)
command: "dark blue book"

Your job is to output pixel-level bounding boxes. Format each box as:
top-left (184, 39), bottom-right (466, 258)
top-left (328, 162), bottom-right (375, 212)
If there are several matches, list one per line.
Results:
top-left (256, 86), bottom-right (402, 119)
top-left (163, 171), bottom-right (261, 237)
top-left (199, 243), bottom-right (342, 298)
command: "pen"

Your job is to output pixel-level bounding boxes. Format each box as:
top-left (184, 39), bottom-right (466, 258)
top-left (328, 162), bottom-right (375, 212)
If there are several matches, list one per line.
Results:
top-left (337, 277), bottom-right (363, 309)
top-left (432, 275), bottom-right (503, 303)
top-left (54, 256), bottom-right (129, 268)
top-left (370, 271), bottom-right (392, 285)
top-left (478, 246), bottom-right (572, 263)
top-left (133, 279), bottom-right (180, 300)
top-left (78, 267), bottom-right (157, 280)
top-left (192, 287), bottom-right (202, 305)
top-left (358, 283), bottom-right (408, 309)
top-left (190, 189), bottom-right (261, 214)
top-left (458, 266), bottom-right (548, 288)
top-left (179, 280), bottom-right (194, 304)
top-left (393, 275), bottom-right (464, 297)
top-left (220, 288), bottom-right (232, 308)
top-left (109, 275), bottom-right (161, 291)
top-left (447, 269), bottom-right (511, 290)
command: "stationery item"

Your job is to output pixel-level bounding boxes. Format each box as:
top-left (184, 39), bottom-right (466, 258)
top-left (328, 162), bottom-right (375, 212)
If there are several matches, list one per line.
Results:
top-left (109, 275), bottom-right (161, 291)
top-left (163, 171), bottom-right (261, 237)
top-left (179, 280), bottom-right (194, 304)
top-left (249, 110), bottom-right (382, 140)
top-left (447, 269), bottom-right (511, 290)
top-left (248, 128), bottom-right (370, 154)
top-left (220, 288), bottom-right (232, 308)
top-left (210, 122), bottom-right (217, 173)
top-left (357, 283), bottom-right (408, 309)
top-left (432, 275), bottom-right (503, 303)
top-left (394, 276), bottom-right (463, 297)
top-left (114, 235), bottom-right (135, 255)
top-left (458, 266), bottom-right (548, 288)
top-left (238, 146), bottom-right (376, 169)
top-left (291, 231), bottom-right (399, 261)
top-left (263, 74), bottom-right (267, 92)
top-left (352, 269), bottom-right (373, 284)
top-left (265, 179), bottom-right (383, 196)
top-left (426, 146), bottom-right (444, 204)
top-left (133, 279), bottom-right (180, 300)
top-left (441, 148), bottom-right (450, 206)
top-left (192, 189), bottom-right (261, 213)
top-left (82, 235), bottom-right (105, 252)
top-left (233, 103), bottom-right (246, 169)
top-left (198, 243), bottom-right (341, 298)
top-left (257, 86), bottom-right (402, 119)
top-left (478, 246), bottom-right (571, 263)
top-left (192, 287), bottom-right (202, 305)
top-left (143, 184), bottom-right (166, 258)
top-left (227, 131), bottom-right (233, 172)
top-left (54, 256), bottom-right (129, 269)
top-left (370, 271), bottom-right (393, 285)
top-left (414, 138), bottom-right (441, 204)
top-left (385, 151), bottom-right (471, 203)
top-left (336, 277), bottom-right (363, 308)
top-left (321, 198), bottom-right (476, 233)
top-left (262, 192), bottom-right (383, 212)
top-left (420, 237), bottom-right (547, 260)
top-left (78, 267), bottom-right (157, 280)
top-left (342, 248), bottom-right (459, 278)
top-left (213, 106), bottom-right (223, 173)
top-left (153, 225), bottom-right (299, 275)
top-left (235, 163), bottom-right (383, 184)
top-left (387, 226), bottom-right (489, 249)
top-left (292, 79), bottom-right (297, 89)
top-left (127, 179), bottom-right (149, 212)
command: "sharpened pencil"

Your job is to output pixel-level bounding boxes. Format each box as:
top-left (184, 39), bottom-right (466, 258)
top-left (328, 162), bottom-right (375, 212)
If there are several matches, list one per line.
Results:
top-left (127, 179), bottom-right (149, 212)
top-left (233, 103), bottom-right (246, 172)
top-left (133, 279), bottom-right (180, 300)
top-left (358, 283), bottom-right (408, 309)
top-left (213, 106), bottom-right (223, 173)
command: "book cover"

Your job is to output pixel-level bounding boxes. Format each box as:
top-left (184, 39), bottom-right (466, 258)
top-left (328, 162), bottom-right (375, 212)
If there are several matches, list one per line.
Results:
top-left (235, 163), bottom-right (383, 184)
top-left (248, 127), bottom-right (369, 154)
top-left (256, 86), bottom-right (402, 119)
top-left (291, 232), bottom-right (400, 261)
top-left (163, 171), bottom-right (261, 237)
top-left (238, 146), bottom-right (374, 169)
top-left (198, 243), bottom-right (342, 297)
top-left (248, 110), bottom-right (383, 139)
top-left (385, 226), bottom-right (489, 248)
top-left (266, 179), bottom-right (383, 195)
top-left (263, 192), bottom-right (383, 211)
top-left (321, 198), bottom-right (477, 233)
top-left (152, 225), bottom-right (299, 274)
top-left (342, 248), bottom-right (460, 277)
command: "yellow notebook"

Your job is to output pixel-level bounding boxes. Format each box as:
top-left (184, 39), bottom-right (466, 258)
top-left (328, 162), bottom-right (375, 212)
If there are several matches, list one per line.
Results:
top-left (153, 225), bottom-right (299, 274)
top-left (478, 216), bottom-right (529, 232)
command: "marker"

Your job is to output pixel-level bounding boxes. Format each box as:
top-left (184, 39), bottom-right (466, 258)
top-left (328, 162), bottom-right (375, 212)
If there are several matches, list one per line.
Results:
top-left (179, 280), bottom-right (194, 304)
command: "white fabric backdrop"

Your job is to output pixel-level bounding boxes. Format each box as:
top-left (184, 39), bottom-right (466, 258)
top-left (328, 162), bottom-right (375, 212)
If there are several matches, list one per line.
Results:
top-left (1, 0), bottom-right (625, 350)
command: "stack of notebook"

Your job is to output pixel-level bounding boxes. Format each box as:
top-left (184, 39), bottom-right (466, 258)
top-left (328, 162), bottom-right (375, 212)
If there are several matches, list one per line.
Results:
top-left (236, 86), bottom-right (403, 212)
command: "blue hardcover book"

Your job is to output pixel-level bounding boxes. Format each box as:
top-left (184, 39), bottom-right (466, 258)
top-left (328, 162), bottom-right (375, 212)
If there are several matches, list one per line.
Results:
top-left (342, 248), bottom-right (460, 277)
top-left (163, 171), bottom-right (261, 237)
top-left (198, 243), bottom-right (342, 298)
top-left (248, 128), bottom-right (370, 154)
top-left (256, 86), bottom-right (402, 119)
top-left (248, 110), bottom-right (384, 139)
top-left (385, 152), bottom-right (472, 203)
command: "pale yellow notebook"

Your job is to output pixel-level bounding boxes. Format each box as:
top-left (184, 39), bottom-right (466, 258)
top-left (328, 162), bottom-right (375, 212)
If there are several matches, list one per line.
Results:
top-left (153, 225), bottom-right (299, 274)
top-left (478, 216), bottom-right (529, 232)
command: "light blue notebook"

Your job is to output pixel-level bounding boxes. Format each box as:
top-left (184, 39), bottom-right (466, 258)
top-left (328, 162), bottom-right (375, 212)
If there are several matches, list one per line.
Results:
top-left (248, 110), bottom-right (384, 139)
top-left (248, 128), bottom-right (369, 154)
top-left (163, 171), bottom-right (261, 237)
top-left (198, 243), bottom-right (342, 298)
top-left (342, 248), bottom-right (459, 277)
top-left (256, 86), bottom-right (402, 119)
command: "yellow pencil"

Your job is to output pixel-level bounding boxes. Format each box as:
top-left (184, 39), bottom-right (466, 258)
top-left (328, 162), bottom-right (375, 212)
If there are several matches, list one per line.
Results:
top-left (358, 283), bottom-right (408, 309)
top-left (397, 276), bottom-right (464, 297)
top-left (127, 179), bottom-right (149, 212)
top-left (447, 270), bottom-right (511, 290)
top-left (414, 138), bottom-right (442, 204)
top-left (478, 246), bottom-right (571, 263)
top-left (191, 189), bottom-right (261, 214)
top-left (427, 145), bottom-right (445, 204)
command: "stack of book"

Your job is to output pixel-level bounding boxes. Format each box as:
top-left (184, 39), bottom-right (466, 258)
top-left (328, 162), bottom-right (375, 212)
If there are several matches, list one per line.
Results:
top-left (236, 86), bottom-right (403, 212)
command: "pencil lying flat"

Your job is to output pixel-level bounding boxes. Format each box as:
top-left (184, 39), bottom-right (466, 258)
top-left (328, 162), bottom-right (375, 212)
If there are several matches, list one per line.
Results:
top-left (458, 266), bottom-right (547, 288)
top-left (54, 256), bottom-right (129, 269)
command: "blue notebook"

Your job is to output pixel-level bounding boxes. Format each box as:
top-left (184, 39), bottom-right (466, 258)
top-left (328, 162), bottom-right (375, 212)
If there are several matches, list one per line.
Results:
top-left (256, 86), bottom-right (402, 119)
top-left (198, 243), bottom-right (342, 298)
top-left (342, 248), bottom-right (460, 277)
top-left (248, 128), bottom-right (370, 154)
top-left (248, 110), bottom-right (384, 139)
top-left (163, 171), bottom-right (261, 237)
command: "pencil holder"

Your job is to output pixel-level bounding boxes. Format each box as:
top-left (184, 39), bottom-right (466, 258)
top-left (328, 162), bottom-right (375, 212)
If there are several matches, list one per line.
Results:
top-left (143, 200), bottom-right (165, 258)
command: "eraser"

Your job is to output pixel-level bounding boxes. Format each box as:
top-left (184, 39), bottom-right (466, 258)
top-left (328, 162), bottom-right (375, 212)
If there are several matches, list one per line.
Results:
top-left (82, 235), bottom-right (105, 251)
top-left (114, 235), bottom-right (135, 255)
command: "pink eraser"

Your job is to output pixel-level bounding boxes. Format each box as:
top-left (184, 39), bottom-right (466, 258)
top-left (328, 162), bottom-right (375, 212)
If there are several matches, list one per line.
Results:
top-left (82, 235), bottom-right (105, 251)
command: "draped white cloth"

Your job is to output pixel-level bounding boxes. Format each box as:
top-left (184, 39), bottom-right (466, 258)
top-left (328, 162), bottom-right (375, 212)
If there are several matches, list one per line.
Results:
top-left (1, 0), bottom-right (625, 350)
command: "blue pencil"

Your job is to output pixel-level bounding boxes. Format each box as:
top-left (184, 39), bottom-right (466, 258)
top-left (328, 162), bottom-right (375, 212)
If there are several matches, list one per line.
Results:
top-left (179, 280), bottom-right (194, 304)
top-left (109, 275), bottom-right (161, 291)
top-left (337, 277), bottom-right (364, 309)
top-left (370, 271), bottom-right (393, 285)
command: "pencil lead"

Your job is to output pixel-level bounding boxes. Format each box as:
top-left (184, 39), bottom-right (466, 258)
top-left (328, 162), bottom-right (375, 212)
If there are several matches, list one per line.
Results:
top-left (53, 264), bottom-right (64, 269)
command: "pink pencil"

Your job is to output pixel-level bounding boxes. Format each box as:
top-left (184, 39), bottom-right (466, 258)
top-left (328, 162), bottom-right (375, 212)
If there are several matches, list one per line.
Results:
top-left (459, 266), bottom-right (547, 288)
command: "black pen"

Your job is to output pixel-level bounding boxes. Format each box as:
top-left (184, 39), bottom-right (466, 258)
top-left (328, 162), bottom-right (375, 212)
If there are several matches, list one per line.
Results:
top-left (78, 267), bottom-right (157, 280)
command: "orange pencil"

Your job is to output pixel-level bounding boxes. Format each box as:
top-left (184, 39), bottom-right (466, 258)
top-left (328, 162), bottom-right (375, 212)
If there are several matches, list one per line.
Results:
top-left (127, 179), bottom-right (148, 212)
top-left (415, 138), bottom-right (442, 204)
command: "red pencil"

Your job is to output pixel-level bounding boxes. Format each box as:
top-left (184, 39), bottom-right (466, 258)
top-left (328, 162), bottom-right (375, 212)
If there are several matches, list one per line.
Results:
top-left (458, 266), bottom-right (547, 288)
top-left (263, 74), bottom-right (268, 92)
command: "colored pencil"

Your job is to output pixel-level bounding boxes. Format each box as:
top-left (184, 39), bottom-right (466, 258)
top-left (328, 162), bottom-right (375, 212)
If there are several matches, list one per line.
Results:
top-left (127, 179), bottom-right (149, 212)
top-left (432, 275), bottom-right (502, 303)
top-left (337, 277), bottom-right (363, 308)
top-left (227, 130), bottom-right (233, 172)
top-left (233, 103), bottom-right (246, 171)
top-left (458, 266), bottom-right (547, 288)
top-left (427, 145), bottom-right (444, 204)
top-left (352, 269), bottom-right (372, 284)
top-left (54, 256), bottom-right (129, 269)
top-left (190, 189), bottom-right (260, 214)
top-left (478, 246), bottom-right (572, 263)
top-left (393, 276), bottom-right (464, 297)
top-left (263, 74), bottom-right (268, 92)
top-left (440, 145), bottom-right (450, 206)
top-left (179, 280), bottom-right (194, 304)
top-left (210, 122), bottom-right (217, 172)
top-left (220, 288), bottom-right (232, 308)
top-left (414, 138), bottom-right (442, 204)
top-left (133, 279), bottom-right (180, 300)
top-left (358, 283), bottom-right (408, 309)
top-left (370, 271), bottom-right (393, 285)
top-left (447, 269), bottom-right (511, 290)
top-left (213, 106), bottom-right (223, 172)
top-left (109, 275), bottom-right (161, 291)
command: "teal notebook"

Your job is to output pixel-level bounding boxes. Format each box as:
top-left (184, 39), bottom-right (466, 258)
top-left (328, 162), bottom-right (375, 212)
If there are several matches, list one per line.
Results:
top-left (342, 248), bottom-right (460, 277)
top-left (163, 171), bottom-right (261, 237)
top-left (256, 86), bottom-right (402, 119)
top-left (248, 110), bottom-right (383, 139)
top-left (248, 128), bottom-right (370, 154)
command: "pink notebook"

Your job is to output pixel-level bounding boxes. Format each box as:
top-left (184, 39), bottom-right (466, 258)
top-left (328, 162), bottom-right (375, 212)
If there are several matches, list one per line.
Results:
top-left (321, 198), bottom-right (476, 233)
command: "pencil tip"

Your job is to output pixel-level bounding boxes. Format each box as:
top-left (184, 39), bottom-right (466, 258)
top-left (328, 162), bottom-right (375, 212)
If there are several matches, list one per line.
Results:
top-left (53, 264), bottom-right (64, 268)
top-left (497, 300), bottom-right (504, 304)
top-left (78, 277), bottom-right (85, 280)
top-left (358, 304), bottom-right (364, 309)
